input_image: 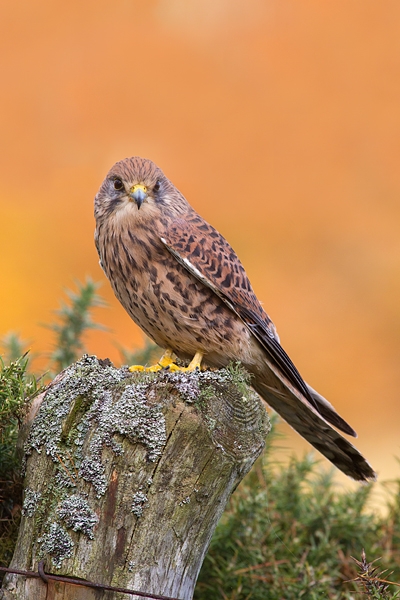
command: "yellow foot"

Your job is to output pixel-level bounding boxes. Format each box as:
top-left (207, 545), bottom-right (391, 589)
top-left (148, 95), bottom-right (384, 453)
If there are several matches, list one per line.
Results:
top-left (167, 351), bottom-right (204, 372)
top-left (129, 350), bottom-right (204, 373)
top-left (129, 349), bottom-right (177, 373)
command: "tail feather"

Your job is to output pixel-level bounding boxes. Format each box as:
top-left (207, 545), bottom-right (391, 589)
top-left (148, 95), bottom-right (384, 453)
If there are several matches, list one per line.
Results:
top-left (251, 365), bottom-right (376, 482)
top-left (306, 384), bottom-right (357, 438)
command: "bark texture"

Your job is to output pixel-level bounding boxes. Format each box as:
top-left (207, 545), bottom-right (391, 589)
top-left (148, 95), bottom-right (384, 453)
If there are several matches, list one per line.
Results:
top-left (1, 355), bottom-right (269, 600)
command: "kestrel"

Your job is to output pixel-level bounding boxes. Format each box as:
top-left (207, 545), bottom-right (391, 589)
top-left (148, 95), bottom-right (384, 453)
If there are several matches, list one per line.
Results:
top-left (94, 157), bottom-right (375, 481)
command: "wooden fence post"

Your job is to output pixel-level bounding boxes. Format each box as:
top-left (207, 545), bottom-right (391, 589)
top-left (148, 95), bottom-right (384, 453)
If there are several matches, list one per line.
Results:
top-left (1, 355), bottom-right (269, 600)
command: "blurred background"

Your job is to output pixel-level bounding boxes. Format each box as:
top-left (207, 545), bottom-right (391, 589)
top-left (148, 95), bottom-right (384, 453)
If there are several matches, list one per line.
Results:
top-left (1, 0), bottom-right (399, 489)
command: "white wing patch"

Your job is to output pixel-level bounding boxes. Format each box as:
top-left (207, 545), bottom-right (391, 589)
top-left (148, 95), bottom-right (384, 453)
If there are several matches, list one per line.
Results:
top-left (98, 258), bottom-right (106, 275)
top-left (160, 237), bottom-right (236, 313)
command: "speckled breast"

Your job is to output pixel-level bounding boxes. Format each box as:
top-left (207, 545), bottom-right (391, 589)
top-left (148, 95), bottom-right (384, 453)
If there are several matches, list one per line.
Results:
top-left (97, 222), bottom-right (251, 365)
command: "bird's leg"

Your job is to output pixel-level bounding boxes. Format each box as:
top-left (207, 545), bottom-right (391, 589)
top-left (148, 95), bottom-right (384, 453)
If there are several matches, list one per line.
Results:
top-left (129, 349), bottom-right (177, 372)
top-left (156, 348), bottom-right (178, 369)
top-left (167, 351), bottom-right (204, 372)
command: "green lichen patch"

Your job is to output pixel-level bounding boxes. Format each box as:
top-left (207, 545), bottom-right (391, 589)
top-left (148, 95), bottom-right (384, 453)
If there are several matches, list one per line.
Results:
top-left (24, 355), bottom-right (168, 498)
top-left (29, 482), bottom-right (59, 533)
top-left (146, 364), bottom-right (252, 406)
top-left (25, 355), bottom-right (128, 465)
top-left (19, 355), bottom-right (266, 574)
top-left (24, 357), bottom-right (262, 502)
top-left (127, 560), bottom-right (136, 572)
top-left (39, 522), bottom-right (74, 568)
top-left (78, 379), bottom-right (167, 496)
top-left (21, 488), bottom-right (42, 517)
top-left (131, 491), bottom-right (148, 517)
top-left (57, 494), bottom-right (98, 539)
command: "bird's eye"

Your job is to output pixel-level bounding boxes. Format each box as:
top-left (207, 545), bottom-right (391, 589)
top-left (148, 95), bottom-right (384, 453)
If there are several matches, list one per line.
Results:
top-left (113, 178), bottom-right (124, 191)
top-left (153, 179), bottom-right (161, 193)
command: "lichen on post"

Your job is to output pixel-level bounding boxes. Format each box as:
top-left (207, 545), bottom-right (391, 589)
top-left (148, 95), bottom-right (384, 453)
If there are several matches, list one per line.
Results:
top-left (1, 355), bottom-right (269, 600)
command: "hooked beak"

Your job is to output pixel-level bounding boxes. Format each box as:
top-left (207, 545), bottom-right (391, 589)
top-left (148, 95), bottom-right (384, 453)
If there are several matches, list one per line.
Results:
top-left (129, 184), bottom-right (148, 209)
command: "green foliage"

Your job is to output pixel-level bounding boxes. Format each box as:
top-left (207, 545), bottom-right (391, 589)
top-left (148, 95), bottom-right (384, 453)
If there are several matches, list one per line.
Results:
top-left (0, 279), bottom-right (108, 578)
top-left (0, 354), bottom-right (38, 466)
top-left (0, 353), bottom-right (39, 568)
top-left (46, 278), bottom-right (106, 373)
top-left (1, 279), bottom-right (400, 598)
top-left (195, 423), bottom-right (400, 599)
top-left (1, 333), bottom-right (30, 364)
top-left (352, 550), bottom-right (397, 599)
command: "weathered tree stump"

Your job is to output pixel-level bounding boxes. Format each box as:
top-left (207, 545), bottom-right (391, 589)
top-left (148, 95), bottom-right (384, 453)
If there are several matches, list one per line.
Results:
top-left (1, 355), bottom-right (269, 600)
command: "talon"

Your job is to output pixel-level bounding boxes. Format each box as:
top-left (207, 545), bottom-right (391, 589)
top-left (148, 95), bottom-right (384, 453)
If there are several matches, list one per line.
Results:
top-left (129, 365), bottom-right (146, 372)
top-left (159, 351), bottom-right (203, 372)
top-left (181, 351), bottom-right (204, 372)
top-left (157, 349), bottom-right (177, 369)
top-left (147, 364), bottom-right (163, 372)
top-left (129, 349), bottom-right (203, 373)
top-left (129, 349), bottom-right (177, 373)
top-left (165, 363), bottom-right (182, 372)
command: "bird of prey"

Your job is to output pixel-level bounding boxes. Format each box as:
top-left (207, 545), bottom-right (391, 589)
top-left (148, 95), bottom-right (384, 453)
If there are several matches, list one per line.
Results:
top-left (94, 156), bottom-right (375, 481)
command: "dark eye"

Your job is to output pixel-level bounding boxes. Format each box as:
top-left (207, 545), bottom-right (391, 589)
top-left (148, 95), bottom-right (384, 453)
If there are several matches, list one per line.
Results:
top-left (153, 179), bottom-right (161, 193)
top-left (113, 178), bottom-right (124, 191)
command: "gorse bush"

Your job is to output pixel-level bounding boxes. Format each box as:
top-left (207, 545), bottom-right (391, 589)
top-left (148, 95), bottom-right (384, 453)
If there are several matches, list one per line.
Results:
top-left (45, 278), bottom-right (106, 373)
top-left (1, 279), bottom-right (400, 598)
top-left (0, 353), bottom-right (39, 567)
top-left (196, 427), bottom-right (400, 599)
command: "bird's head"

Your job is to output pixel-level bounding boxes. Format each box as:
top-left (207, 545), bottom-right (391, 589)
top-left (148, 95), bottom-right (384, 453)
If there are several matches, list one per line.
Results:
top-left (94, 157), bottom-right (187, 225)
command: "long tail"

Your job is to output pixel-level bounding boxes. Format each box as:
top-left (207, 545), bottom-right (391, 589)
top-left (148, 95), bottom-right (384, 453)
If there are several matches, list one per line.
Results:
top-left (250, 364), bottom-right (376, 482)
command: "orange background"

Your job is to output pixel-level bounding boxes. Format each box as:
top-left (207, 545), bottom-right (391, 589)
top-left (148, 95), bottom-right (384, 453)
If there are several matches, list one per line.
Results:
top-left (1, 0), bottom-right (399, 490)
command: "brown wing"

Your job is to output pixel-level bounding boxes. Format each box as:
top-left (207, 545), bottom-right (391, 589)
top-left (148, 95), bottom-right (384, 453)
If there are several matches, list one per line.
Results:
top-left (160, 213), bottom-right (315, 404)
top-left (161, 214), bottom-right (358, 439)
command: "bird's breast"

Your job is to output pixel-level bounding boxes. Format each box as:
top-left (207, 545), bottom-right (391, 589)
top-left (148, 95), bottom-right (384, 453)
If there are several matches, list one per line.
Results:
top-left (96, 220), bottom-right (253, 365)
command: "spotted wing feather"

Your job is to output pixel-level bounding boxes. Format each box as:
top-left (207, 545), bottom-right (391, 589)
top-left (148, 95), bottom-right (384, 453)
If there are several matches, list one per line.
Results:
top-left (159, 217), bottom-right (377, 480)
top-left (161, 214), bottom-right (359, 438)
top-left (161, 215), bottom-right (314, 401)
